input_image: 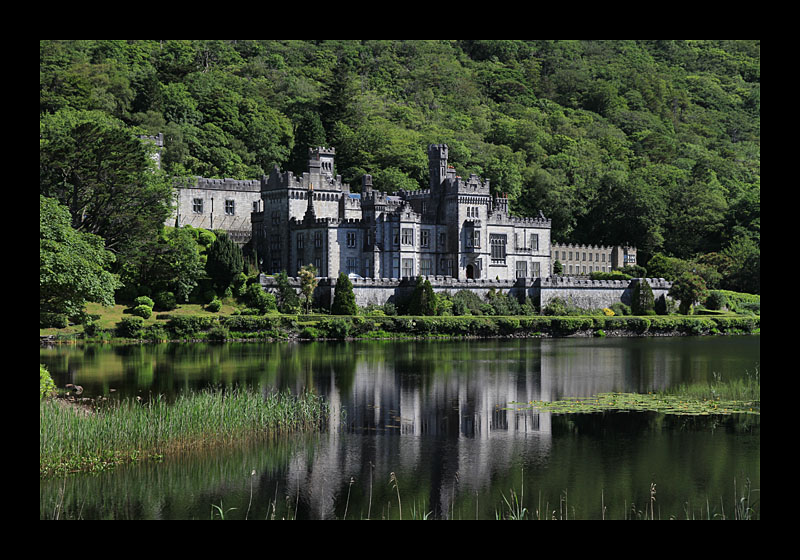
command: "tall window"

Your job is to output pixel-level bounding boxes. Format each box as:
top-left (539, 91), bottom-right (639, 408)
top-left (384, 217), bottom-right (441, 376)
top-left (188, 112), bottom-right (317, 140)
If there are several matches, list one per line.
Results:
top-left (530, 234), bottom-right (538, 252)
top-left (192, 198), bottom-right (204, 213)
top-left (401, 228), bottom-right (414, 245)
top-left (441, 259), bottom-right (452, 276)
top-left (516, 260), bottom-right (527, 278)
top-left (421, 229), bottom-right (430, 248)
top-left (346, 231), bottom-right (357, 248)
top-left (297, 233), bottom-right (304, 249)
top-left (421, 259), bottom-right (432, 276)
top-left (225, 199), bottom-right (235, 215)
top-left (402, 258), bottom-right (414, 278)
top-left (490, 234), bottom-right (507, 263)
top-left (314, 232), bottom-right (322, 248)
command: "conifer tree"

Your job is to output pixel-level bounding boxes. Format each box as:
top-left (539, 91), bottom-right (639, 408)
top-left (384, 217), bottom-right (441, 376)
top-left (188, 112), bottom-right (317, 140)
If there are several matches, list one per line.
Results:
top-left (205, 232), bottom-right (244, 291)
top-left (407, 277), bottom-right (437, 316)
top-left (331, 272), bottom-right (358, 315)
top-left (631, 279), bottom-right (655, 315)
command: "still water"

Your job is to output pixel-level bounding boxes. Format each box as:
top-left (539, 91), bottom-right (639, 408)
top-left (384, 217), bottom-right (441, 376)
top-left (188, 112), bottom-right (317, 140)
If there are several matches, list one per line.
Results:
top-left (40, 336), bottom-right (760, 520)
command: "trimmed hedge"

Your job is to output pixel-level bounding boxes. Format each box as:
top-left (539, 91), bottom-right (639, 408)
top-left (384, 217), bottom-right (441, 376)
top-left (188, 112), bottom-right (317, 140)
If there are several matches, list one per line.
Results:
top-left (107, 313), bottom-right (759, 341)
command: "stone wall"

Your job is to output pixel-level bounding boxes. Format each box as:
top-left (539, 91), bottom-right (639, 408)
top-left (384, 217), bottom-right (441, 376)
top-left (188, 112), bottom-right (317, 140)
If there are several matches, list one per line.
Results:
top-left (258, 275), bottom-right (671, 311)
top-left (539, 276), bottom-right (671, 310)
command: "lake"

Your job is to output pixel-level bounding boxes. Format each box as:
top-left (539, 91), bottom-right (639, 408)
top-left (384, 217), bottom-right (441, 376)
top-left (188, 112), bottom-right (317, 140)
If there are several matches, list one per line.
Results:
top-left (40, 335), bottom-right (760, 520)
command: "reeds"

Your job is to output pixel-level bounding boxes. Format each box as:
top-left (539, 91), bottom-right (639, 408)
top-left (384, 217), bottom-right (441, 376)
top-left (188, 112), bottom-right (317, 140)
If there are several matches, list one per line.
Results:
top-left (40, 387), bottom-right (329, 477)
top-left (659, 369), bottom-right (760, 403)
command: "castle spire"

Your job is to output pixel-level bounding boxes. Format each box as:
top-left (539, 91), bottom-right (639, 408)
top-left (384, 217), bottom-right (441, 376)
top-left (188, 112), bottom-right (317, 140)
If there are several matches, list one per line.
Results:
top-left (303, 182), bottom-right (316, 223)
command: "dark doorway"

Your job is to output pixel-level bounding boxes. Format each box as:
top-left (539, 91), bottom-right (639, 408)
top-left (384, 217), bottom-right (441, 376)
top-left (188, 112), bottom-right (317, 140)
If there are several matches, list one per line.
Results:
top-left (466, 264), bottom-right (475, 279)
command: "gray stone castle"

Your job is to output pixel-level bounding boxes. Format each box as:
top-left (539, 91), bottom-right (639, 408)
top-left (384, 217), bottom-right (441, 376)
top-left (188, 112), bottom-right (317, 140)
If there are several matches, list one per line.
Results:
top-left (160, 139), bottom-right (665, 309)
top-left (251, 145), bottom-right (552, 282)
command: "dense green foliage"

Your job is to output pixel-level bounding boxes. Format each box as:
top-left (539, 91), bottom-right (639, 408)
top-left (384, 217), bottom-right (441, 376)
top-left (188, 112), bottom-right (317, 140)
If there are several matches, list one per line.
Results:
top-left (40, 364), bottom-right (56, 400)
top-left (39, 109), bottom-right (174, 263)
top-left (96, 312), bottom-right (759, 342)
top-left (40, 195), bottom-right (121, 324)
top-left (40, 40), bottom-right (759, 300)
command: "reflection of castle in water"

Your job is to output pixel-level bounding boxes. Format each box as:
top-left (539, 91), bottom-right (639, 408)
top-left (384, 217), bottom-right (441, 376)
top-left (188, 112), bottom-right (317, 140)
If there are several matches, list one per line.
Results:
top-left (283, 339), bottom-right (666, 519)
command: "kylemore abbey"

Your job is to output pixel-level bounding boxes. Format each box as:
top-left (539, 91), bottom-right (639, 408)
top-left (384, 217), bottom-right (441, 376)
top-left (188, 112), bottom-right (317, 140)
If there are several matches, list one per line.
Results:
top-left (160, 140), bottom-right (662, 309)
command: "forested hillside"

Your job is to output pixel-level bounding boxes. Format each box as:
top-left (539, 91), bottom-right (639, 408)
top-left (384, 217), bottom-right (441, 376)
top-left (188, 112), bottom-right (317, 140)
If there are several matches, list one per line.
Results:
top-left (40, 39), bottom-right (759, 290)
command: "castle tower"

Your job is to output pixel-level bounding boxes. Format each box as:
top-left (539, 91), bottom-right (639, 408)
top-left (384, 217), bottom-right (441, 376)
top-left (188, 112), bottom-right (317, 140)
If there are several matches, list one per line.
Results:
top-left (428, 144), bottom-right (449, 192)
top-left (309, 147), bottom-right (336, 180)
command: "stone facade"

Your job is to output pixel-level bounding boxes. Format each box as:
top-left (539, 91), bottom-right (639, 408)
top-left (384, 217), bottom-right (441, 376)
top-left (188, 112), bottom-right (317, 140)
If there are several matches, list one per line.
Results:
top-left (252, 145), bottom-right (552, 281)
top-left (151, 134), bottom-right (664, 310)
top-left (167, 177), bottom-right (262, 246)
top-left (551, 243), bottom-right (637, 276)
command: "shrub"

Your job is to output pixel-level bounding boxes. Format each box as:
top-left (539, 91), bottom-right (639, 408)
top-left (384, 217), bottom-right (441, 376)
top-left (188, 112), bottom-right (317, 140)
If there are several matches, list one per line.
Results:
top-left (117, 316), bottom-right (144, 338)
top-left (625, 317), bottom-right (651, 333)
top-left (153, 291), bottom-right (177, 311)
top-left (245, 283), bottom-right (277, 314)
top-left (207, 325), bottom-right (230, 341)
top-left (134, 296), bottom-right (155, 308)
top-left (166, 315), bottom-right (219, 338)
top-left (141, 324), bottom-right (169, 341)
top-left (487, 290), bottom-right (523, 315)
top-left (40, 364), bottom-right (56, 399)
top-left (452, 290), bottom-right (484, 316)
top-left (232, 272), bottom-right (248, 297)
top-left (609, 302), bottom-right (631, 316)
top-left (705, 291), bottom-right (727, 311)
top-left (321, 317), bottom-right (351, 339)
top-left (206, 297), bottom-right (222, 312)
top-left (197, 229), bottom-right (216, 247)
top-left (543, 297), bottom-right (569, 316)
top-left (299, 326), bottom-right (322, 339)
top-left (497, 317), bottom-right (520, 334)
top-left (221, 315), bottom-right (278, 332)
top-left (383, 302), bottom-right (397, 316)
top-left (132, 304), bottom-right (153, 319)
top-left (40, 312), bottom-right (68, 328)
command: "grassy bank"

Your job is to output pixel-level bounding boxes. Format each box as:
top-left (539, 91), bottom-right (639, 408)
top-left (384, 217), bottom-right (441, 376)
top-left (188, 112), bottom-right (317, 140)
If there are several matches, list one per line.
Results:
top-left (40, 388), bottom-right (329, 477)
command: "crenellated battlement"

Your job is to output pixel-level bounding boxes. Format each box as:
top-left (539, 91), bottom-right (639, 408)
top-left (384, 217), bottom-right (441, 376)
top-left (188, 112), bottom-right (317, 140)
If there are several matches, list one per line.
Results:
top-left (195, 177), bottom-right (261, 191)
top-left (540, 276), bottom-right (670, 289)
top-left (553, 242), bottom-right (623, 251)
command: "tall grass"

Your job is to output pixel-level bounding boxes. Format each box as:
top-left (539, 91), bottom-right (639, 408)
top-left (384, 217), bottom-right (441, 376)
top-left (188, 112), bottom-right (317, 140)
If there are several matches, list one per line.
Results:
top-left (657, 369), bottom-right (760, 403)
top-left (40, 388), bottom-right (328, 477)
